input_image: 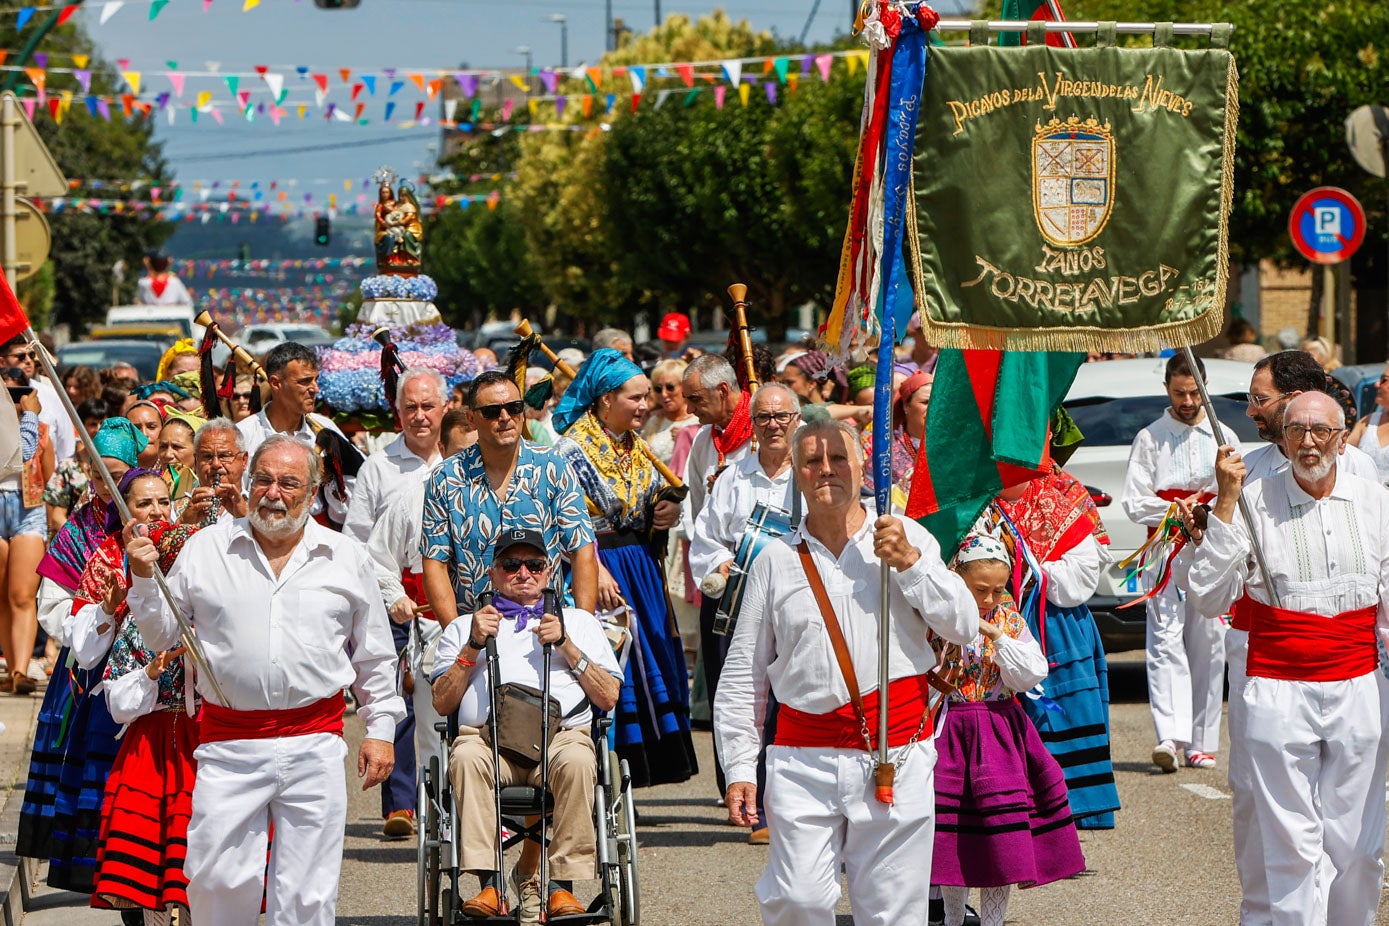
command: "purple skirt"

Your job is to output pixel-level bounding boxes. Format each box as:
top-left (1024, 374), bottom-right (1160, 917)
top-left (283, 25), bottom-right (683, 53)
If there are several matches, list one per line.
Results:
top-left (932, 698), bottom-right (1085, 888)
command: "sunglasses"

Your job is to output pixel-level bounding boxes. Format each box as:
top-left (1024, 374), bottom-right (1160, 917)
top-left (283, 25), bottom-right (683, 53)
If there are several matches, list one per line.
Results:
top-left (233, 392), bottom-right (253, 401)
top-left (498, 557), bottom-right (548, 574)
top-left (474, 400), bottom-right (525, 420)
top-left (653, 383), bottom-right (680, 393)
top-left (6, 350), bottom-right (35, 361)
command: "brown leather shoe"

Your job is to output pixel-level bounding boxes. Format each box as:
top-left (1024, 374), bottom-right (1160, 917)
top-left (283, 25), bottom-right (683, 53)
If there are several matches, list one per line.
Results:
top-left (461, 886), bottom-right (503, 917)
top-left (546, 888), bottom-right (586, 917)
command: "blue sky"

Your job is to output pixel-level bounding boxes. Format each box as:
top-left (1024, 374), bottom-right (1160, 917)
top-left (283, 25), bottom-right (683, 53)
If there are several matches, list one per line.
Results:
top-left (82, 0), bottom-right (888, 194)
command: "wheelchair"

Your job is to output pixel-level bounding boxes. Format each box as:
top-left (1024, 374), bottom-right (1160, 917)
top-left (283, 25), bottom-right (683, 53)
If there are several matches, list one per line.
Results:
top-left (416, 597), bottom-right (640, 925)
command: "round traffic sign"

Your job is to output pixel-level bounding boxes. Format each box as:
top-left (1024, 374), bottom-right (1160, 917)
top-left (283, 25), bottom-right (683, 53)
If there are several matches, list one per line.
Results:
top-left (1288, 186), bottom-right (1366, 265)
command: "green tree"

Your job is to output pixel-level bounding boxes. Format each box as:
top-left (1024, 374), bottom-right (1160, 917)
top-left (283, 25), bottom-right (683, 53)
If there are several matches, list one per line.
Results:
top-left (1, 15), bottom-right (175, 332)
top-left (424, 197), bottom-right (546, 329)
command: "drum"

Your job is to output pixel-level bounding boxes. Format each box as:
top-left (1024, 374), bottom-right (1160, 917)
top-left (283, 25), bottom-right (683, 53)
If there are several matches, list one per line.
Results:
top-left (713, 502), bottom-right (794, 636)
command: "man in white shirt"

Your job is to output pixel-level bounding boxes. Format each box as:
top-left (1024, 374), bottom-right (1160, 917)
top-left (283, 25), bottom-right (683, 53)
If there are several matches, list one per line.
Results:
top-left (177, 417), bottom-right (249, 527)
top-left (1187, 391), bottom-right (1389, 926)
top-left (343, 368), bottom-right (445, 838)
top-left (1120, 354), bottom-right (1227, 774)
top-left (236, 341), bottom-right (356, 527)
top-left (432, 528), bottom-right (621, 921)
top-left (365, 406), bottom-right (471, 838)
top-left (2, 336), bottom-right (75, 463)
top-left (715, 419), bottom-right (978, 926)
top-left (680, 354), bottom-right (752, 536)
top-left (689, 381), bottom-right (802, 832)
top-left (125, 433), bottom-right (404, 926)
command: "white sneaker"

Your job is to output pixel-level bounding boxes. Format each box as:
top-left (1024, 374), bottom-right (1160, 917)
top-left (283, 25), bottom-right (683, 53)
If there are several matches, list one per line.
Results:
top-left (1152, 740), bottom-right (1178, 773)
top-left (510, 864), bottom-right (542, 926)
top-left (1185, 750), bottom-right (1217, 769)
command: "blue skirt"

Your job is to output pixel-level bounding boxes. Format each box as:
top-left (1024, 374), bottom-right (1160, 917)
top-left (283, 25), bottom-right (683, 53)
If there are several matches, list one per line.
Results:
top-left (603, 539), bottom-right (697, 788)
top-left (1019, 603), bottom-right (1120, 830)
top-left (16, 648), bottom-right (121, 893)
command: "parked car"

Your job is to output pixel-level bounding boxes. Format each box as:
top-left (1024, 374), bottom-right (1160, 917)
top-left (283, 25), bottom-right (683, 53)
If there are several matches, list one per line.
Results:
top-left (87, 323), bottom-right (182, 349)
top-left (211, 323), bottom-right (336, 367)
top-left (106, 304), bottom-right (200, 340)
top-left (58, 340), bottom-right (165, 382)
top-left (1061, 357), bottom-right (1264, 652)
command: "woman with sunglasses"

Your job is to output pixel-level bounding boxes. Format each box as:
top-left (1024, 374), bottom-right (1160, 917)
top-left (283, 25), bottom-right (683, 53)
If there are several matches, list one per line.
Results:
top-left (1346, 364), bottom-right (1389, 486)
top-left (641, 358), bottom-right (698, 466)
top-left (1, 368), bottom-right (53, 694)
top-left (550, 349), bottom-right (698, 788)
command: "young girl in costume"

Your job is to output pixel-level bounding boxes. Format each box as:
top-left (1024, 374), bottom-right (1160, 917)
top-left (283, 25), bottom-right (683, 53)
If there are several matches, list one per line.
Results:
top-left (931, 533), bottom-right (1085, 926)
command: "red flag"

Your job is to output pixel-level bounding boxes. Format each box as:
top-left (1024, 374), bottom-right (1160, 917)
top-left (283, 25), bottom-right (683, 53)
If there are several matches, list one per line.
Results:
top-left (0, 271), bottom-right (30, 344)
top-left (1025, 1), bottom-right (1074, 48)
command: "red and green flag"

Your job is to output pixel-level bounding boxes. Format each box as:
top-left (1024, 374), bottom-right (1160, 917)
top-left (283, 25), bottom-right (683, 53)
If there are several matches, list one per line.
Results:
top-left (906, 348), bottom-right (1084, 552)
top-left (0, 271), bottom-right (30, 345)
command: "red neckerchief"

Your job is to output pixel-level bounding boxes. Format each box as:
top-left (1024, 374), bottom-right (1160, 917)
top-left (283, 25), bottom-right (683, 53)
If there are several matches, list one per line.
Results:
top-left (711, 391), bottom-right (752, 466)
top-left (150, 275), bottom-right (169, 299)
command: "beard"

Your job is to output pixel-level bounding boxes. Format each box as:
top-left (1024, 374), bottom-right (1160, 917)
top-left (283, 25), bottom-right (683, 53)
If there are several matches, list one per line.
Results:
top-left (1291, 449), bottom-right (1334, 483)
top-left (249, 497), bottom-right (311, 538)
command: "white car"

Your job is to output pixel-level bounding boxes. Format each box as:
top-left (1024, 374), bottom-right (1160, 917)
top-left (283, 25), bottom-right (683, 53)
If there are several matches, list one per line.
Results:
top-left (1060, 357), bottom-right (1265, 652)
top-left (211, 323), bottom-right (337, 367)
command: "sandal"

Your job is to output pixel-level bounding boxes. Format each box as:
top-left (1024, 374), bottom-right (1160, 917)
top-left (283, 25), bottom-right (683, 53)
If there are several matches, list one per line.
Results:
top-left (0, 675), bottom-right (14, 694)
top-left (13, 673), bottom-right (36, 696)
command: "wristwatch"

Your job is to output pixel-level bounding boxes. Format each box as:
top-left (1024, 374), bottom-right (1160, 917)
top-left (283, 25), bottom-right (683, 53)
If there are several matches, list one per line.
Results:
top-left (573, 654), bottom-right (591, 676)
top-left (466, 636), bottom-right (486, 652)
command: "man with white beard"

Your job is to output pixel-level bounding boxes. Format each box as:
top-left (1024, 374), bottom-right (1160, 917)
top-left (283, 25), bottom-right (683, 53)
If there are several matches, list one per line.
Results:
top-left (1186, 392), bottom-right (1389, 926)
top-left (126, 434), bottom-right (404, 926)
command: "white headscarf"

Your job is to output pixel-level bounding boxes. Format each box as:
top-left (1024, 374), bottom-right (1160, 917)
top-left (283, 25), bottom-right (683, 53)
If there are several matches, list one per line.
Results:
top-left (952, 532), bottom-right (1010, 568)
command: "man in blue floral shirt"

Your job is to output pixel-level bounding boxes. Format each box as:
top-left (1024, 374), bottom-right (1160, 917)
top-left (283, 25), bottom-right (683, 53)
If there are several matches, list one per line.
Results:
top-left (421, 370), bottom-right (597, 626)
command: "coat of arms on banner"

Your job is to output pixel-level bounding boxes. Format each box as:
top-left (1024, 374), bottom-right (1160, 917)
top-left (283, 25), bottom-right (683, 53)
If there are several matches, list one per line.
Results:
top-left (1033, 116), bottom-right (1114, 248)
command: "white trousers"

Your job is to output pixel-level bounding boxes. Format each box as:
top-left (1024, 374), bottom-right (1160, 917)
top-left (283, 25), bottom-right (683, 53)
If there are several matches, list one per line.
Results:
top-left (411, 625), bottom-right (444, 775)
top-left (1225, 630), bottom-right (1270, 926)
top-left (1146, 584), bottom-right (1226, 752)
top-left (186, 733), bottom-right (349, 926)
top-left (757, 743), bottom-right (936, 926)
top-left (1244, 670), bottom-right (1389, 926)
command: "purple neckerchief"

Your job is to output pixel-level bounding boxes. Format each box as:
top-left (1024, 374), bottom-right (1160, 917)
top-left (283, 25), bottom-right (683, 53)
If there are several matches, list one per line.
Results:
top-left (494, 593), bottom-right (544, 631)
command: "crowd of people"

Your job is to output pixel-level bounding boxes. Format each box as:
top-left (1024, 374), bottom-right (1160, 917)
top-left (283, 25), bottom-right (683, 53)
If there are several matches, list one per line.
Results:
top-left (3, 310), bottom-right (1389, 925)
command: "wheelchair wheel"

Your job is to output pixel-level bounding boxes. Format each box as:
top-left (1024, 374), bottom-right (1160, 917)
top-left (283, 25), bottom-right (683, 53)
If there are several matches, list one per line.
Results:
top-left (614, 756), bottom-right (640, 926)
top-left (417, 771), bottom-right (429, 926)
top-left (419, 755), bottom-right (443, 926)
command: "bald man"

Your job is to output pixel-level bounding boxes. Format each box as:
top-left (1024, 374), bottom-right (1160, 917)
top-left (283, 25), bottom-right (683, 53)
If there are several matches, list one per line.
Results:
top-left (1186, 391), bottom-right (1389, 926)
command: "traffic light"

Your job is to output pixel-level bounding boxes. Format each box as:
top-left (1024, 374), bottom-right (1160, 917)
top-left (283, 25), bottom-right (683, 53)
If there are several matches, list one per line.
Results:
top-left (237, 242), bottom-right (251, 262)
top-left (313, 0), bottom-right (361, 7)
top-left (314, 216), bottom-right (331, 247)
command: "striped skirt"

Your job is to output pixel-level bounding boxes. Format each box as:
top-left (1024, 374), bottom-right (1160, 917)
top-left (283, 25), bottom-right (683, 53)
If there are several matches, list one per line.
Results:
top-left (17, 651), bottom-right (123, 893)
top-left (602, 538), bottom-right (698, 788)
top-left (1020, 603), bottom-right (1120, 830)
top-left (92, 708), bottom-right (198, 912)
top-left (933, 698), bottom-right (1085, 888)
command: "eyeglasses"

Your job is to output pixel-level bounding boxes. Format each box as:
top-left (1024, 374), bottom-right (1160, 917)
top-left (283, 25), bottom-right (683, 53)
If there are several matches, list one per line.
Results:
top-left (498, 557), bottom-right (548, 574)
top-left (198, 450), bottom-right (242, 463)
top-left (250, 474), bottom-right (306, 491)
top-left (1246, 392), bottom-right (1286, 409)
top-left (474, 400), bottom-right (525, 420)
top-left (752, 411), bottom-right (798, 427)
top-left (1282, 424), bottom-right (1345, 443)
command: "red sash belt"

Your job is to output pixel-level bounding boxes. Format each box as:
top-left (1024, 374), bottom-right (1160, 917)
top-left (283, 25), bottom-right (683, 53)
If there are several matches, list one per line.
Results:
top-left (1148, 488), bottom-right (1214, 539)
top-left (774, 675), bottom-right (933, 750)
top-left (199, 695), bottom-right (345, 744)
top-left (1238, 595), bottom-right (1379, 682)
top-left (400, 570), bottom-right (435, 619)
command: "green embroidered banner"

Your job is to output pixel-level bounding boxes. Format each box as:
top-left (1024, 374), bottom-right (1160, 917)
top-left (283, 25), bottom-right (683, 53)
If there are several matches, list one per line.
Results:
top-left (911, 38), bottom-right (1237, 353)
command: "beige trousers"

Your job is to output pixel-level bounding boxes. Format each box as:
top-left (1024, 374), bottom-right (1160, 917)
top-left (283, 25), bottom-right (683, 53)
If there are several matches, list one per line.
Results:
top-left (449, 725), bottom-right (598, 881)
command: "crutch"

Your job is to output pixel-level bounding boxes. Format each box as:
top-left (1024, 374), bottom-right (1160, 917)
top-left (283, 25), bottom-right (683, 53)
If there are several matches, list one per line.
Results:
top-left (538, 584), bottom-right (559, 924)
top-left (480, 591), bottom-right (510, 917)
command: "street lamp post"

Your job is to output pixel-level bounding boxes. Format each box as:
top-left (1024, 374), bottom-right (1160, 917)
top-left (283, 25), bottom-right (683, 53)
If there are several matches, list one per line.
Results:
top-left (605, 0), bottom-right (613, 52)
top-left (547, 14), bottom-right (569, 69)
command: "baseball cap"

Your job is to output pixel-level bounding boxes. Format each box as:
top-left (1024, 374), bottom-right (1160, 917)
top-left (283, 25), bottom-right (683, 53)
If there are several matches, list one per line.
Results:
top-left (657, 312), bottom-right (691, 343)
top-left (493, 527), bottom-right (547, 559)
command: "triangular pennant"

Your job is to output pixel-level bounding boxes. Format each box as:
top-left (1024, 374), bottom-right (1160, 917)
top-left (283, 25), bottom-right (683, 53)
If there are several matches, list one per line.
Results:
top-left (312, 73), bottom-right (328, 93)
top-left (210, 105), bottom-right (223, 124)
top-left (501, 99), bottom-right (515, 121)
top-left (237, 90), bottom-right (250, 109)
top-left (581, 95), bottom-right (592, 118)
top-left (527, 98), bottom-right (539, 118)
top-left (196, 90), bottom-right (212, 109)
top-left (773, 57), bottom-right (789, 84)
top-left (604, 94), bottom-right (615, 114)
top-left (539, 70), bottom-right (558, 94)
top-left (427, 79), bottom-right (442, 100)
top-left (24, 68), bottom-right (45, 91)
top-left (554, 96), bottom-right (565, 119)
top-left (815, 53), bottom-right (833, 82)
top-left (721, 60), bottom-right (742, 86)
top-left (57, 4), bottom-right (80, 26)
top-left (413, 101), bottom-right (425, 121)
top-left (243, 0), bottom-right (260, 10)
top-left (48, 98), bottom-right (61, 123)
top-left (738, 83), bottom-right (750, 107)
top-left (72, 54), bottom-right (88, 69)
top-left (117, 57), bottom-right (131, 70)
top-left (361, 75), bottom-right (376, 95)
top-left (469, 98), bottom-right (481, 121)
top-left (628, 66), bottom-right (646, 94)
top-left (654, 90), bottom-right (669, 110)
top-left (764, 81), bottom-right (777, 104)
top-left (683, 89), bottom-right (699, 107)
top-left (384, 101), bottom-right (396, 121)
top-left (149, 0), bottom-right (169, 20)
top-left (458, 73), bottom-right (477, 98)
top-left (351, 83), bottom-right (363, 102)
top-left (296, 104), bottom-right (306, 120)
top-left (354, 103), bottom-right (365, 121)
top-left (263, 72), bottom-right (283, 100)
top-left (508, 74), bottom-right (528, 92)
top-left (585, 67), bottom-right (601, 91)
top-left (167, 72), bottom-right (184, 96)
top-left (17, 8), bottom-right (36, 30)
top-left (676, 64), bottom-right (694, 88)
top-left (97, 98), bottom-right (110, 121)
top-left (846, 53), bottom-right (860, 76)
top-left (388, 79), bottom-right (405, 96)
top-left (85, 95), bottom-right (98, 116)
top-left (122, 71), bottom-right (141, 95)
top-left (409, 72), bottom-right (425, 93)
top-left (225, 75), bottom-right (239, 97)
top-left (33, 53), bottom-right (46, 69)
top-left (338, 68), bottom-right (351, 84)
top-left (714, 85), bottom-right (725, 109)
top-left (444, 98), bottom-right (458, 122)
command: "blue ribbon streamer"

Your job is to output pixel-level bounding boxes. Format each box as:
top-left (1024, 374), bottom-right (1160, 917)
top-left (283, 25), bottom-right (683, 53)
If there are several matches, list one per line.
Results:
top-left (872, 10), bottom-right (930, 516)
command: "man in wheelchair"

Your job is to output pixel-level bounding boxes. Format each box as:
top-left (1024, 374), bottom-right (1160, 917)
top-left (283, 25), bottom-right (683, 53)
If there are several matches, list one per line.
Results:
top-left (432, 528), bottom-right (623, 920)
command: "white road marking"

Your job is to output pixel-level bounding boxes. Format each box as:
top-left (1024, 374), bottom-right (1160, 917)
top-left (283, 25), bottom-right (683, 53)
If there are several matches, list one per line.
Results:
top-left (1181, 783), bottom-right (1230, 800)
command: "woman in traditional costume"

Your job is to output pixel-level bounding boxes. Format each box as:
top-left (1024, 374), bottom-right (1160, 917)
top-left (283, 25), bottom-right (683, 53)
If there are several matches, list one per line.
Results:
top-left (16, 421), bottom-right (150, 893)
top-left (861, 367), bottom-right (933, 506)
top-left (932, 533), bottom-right (1085, 926)
top-left (992, 465), bottom-right (1121, 829)
top-left (551, 349), bottom-right (697, 787)
top-left (72, 518), bottom-right (198, 923)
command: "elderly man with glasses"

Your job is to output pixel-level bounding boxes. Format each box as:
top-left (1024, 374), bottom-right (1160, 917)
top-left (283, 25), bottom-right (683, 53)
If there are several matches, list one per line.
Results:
top-left (1185, 390), bottom-right (1389, 926)
top-left (689, 381), bottom-right (805, 841)
top-left (432, 527), bottom-right (622, 920)
top-left (421, 370), bottom-right (598, 630)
